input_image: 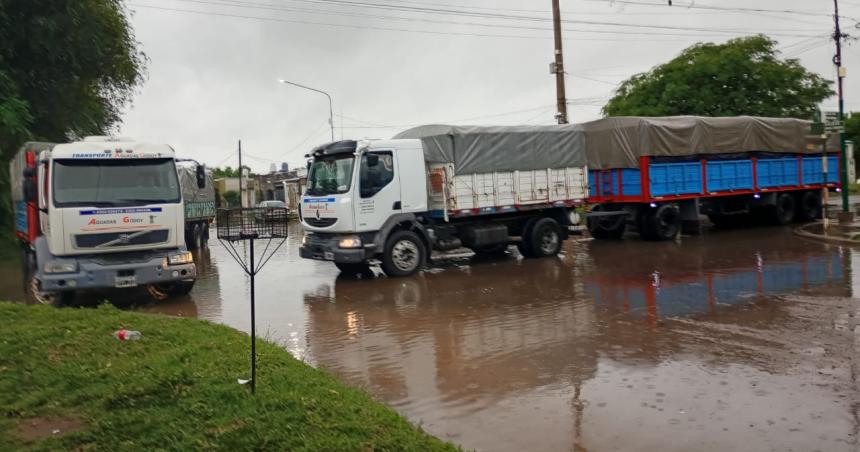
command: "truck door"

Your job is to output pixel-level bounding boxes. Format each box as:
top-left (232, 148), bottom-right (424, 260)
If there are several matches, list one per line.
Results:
top-left (354, 150), bottom-right (400, 232)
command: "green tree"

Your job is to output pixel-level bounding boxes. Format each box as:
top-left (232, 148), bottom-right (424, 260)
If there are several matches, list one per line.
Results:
top-left (845, 112), bottom-right (860, 145)
top-left (222, 190), bottom-right (240, 207)
top-left (0, 0), bottom-right (146, 241)
top-left (212, 166), bottom-right (241, 178)
top-left (603, 35), bottom-right (833, 118)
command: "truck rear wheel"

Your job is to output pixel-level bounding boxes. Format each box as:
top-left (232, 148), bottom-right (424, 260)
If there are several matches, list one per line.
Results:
top-left (795, 191), bottom-right (821, 222)
top-left (381, 230), bottom-right (425, 277)
top-left (147, 280), bottom-right (195, 300)
top-left (524, 217), bottom-right (562, 258)
top-left (639, 204), bottom-right (680, 241)
top-left (769, 193), bottom-right (796, 225)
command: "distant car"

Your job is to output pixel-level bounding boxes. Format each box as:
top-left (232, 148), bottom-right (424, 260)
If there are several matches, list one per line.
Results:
top-left (255, 200), bottom-right (289, 221)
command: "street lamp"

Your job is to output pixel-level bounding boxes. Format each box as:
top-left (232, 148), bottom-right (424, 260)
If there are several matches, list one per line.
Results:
top-left (278, 79), bottom-right (334, 142)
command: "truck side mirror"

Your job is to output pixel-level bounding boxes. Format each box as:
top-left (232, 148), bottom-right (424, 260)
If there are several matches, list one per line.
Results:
top-left (366, 154), bottom-right (379, 167)
top-left (23, 179), bottom-right (36, 203)
top-left (196, 164), bottom-right (206, 189)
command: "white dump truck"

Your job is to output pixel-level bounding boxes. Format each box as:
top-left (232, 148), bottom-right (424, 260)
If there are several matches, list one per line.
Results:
top-left (10, 137), bottom-right (201, 303)
top-left (298, 125), bottom-right (589, 277)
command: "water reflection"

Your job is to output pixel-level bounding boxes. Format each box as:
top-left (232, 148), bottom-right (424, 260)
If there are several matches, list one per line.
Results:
top-left (303, 229), bottom-right (856, 451)
top-left (1, 224), bottom-right (857, 450)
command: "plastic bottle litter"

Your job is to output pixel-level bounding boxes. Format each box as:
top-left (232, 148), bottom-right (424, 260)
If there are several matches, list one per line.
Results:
top-left (113, 329), bottom-right (142, 341)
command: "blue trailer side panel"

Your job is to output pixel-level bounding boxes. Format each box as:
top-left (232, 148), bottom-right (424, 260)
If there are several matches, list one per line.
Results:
top-left (620, 169), bottom-right (641, 196)
top-left (757, 158), bottom-right (799, 188)
top-left (801, 156), bottom-right (839, 184)
top-left (706, 160), bottom-right (753, 192)
top-left (588, 171), bottom-right (597, 196)
top-left (649, 162), bottom-right (702, 197)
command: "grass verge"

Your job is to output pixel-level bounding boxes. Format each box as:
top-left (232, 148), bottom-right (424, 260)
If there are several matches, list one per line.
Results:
top-left (0, 302), bottom-right (458, 451)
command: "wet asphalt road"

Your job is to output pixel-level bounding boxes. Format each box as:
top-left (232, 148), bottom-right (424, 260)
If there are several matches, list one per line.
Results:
top-left (2, 222), bottom-right (859, 451)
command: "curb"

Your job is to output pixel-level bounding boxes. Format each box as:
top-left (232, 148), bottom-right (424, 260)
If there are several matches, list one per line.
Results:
top-left (793, 221), bottom-right (860, 246)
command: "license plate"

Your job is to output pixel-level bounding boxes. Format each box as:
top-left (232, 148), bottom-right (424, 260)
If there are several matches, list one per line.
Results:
top-left (115, 276), bottom-right (138, 288)
top-left (324, 251), bottom-right (334, 261)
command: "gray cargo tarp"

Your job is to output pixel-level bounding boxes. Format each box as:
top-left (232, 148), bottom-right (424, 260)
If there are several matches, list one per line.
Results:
top-left (394, 124), bottom-right (586, 174)
top-left (176, 161), bottom-right (216, 220)
top-left (395, 117), bottom-right (829, 172)
top-left (579, 116), bottom-right (816, 169)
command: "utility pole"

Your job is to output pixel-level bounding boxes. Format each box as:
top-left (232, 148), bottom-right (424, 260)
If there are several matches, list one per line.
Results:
top-left (551, 0), bottom-right (568, 124)
top-left (833, 0), bottom-right (849, 213)
top-left (238, 139), bottom-right (243, 208)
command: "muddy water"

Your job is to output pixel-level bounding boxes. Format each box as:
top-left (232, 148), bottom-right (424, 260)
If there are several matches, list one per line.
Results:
top-left (2, 225), bottom-right (859, 451)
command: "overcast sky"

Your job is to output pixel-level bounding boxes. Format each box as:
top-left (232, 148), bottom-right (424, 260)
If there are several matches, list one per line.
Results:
top-left (118, 0), bottom-right (860, 172)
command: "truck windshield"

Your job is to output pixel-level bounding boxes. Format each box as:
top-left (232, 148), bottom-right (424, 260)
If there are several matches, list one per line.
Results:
top-left (306, 155), bottom-right (354, 196)
top-left (53, 158), bottom-right (181, 207)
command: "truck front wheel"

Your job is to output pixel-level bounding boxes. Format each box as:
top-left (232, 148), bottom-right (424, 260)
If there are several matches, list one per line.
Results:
top-left (525, 217), bottom-right (562, 257)
top-left (147, 280), bottom-right (195, 300)
top-left (381, 230), bottom-right (425, 277)
top-left (26, 274), bottom-right (73, 306)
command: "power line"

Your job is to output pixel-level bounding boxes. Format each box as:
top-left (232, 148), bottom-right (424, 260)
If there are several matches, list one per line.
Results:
top-left (144, 0), bottom-right (829, 38)
top-left (158, 0), bottom-right (766, 38)
top-left (593, 0), bottom-right (859, 21)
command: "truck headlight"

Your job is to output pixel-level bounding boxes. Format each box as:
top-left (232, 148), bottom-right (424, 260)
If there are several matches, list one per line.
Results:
top-left (44, 261), bottom-right (78, 274)
top-left (338, 236), bottom-right (362, 249)
top-left (167, 251), bottom-right (194, 265)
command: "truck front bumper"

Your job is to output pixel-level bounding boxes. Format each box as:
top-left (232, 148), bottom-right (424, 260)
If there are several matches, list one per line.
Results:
top-left (38, 253), bottom-right (197, 292)
top-left (299, 234), bottom-right (372, 264)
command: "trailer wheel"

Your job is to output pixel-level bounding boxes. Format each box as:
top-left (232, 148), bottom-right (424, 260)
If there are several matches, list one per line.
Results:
top-left (795, 191), bottom-right (822, 222)
top-left (525, 217), bottom-right (562, 257)
top-left (640, 204), bottom-right (680, 241)
top-left (769, 193), bottom-right (796, 225)
top-left (147, 280), bottom-right (195, 300)
top-left (335, 262), bottom-right (374, 277)
top-left (587, 204), bottom-right (627, 239)
top-left (381, 230), bottom-right (425, 277)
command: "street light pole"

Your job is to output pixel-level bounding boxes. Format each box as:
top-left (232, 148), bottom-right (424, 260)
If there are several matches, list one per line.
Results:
top-left (278, 79), bottom-right (335, 142)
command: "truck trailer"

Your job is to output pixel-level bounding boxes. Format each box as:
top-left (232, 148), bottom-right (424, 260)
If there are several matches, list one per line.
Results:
top-left (10, 137), bottom-right (203, 304)
top-left (582, 116), bottom-right (839, 241)
top-left (176, 159), bottom-right (216, 250)
top-left (298, 126), bottom-right (589, 277)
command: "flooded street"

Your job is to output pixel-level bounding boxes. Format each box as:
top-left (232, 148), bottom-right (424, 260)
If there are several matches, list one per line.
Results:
top-left (2, 224), bottom-right (859, 451)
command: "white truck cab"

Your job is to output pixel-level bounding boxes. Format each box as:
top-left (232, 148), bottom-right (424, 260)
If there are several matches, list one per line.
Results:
top-left (299, 132), bottom-right (589, 277)
top-left (11, 138), bottom-right (199, 303)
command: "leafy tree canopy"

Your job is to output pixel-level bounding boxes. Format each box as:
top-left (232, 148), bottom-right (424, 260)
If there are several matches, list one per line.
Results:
top-left (222, 190), bottom-right (240, 207)
top-left (845, 113), bottom-right (860, 146)
top-left (0, 0), bottom-right (145, 239)
top-left (602, 35), bottom-right (833, 119)
top-left (0, 0), bottom-right (146, 152)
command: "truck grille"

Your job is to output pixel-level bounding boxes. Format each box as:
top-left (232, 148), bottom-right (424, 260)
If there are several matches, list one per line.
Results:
top-left (304, 217), bottom-right (337, 227)
top-left (75, 229), bottom-right (169, 249)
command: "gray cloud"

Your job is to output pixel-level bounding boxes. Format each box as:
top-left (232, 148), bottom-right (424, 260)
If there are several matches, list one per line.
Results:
top-left (119, 0), bottom-right (859, 172)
